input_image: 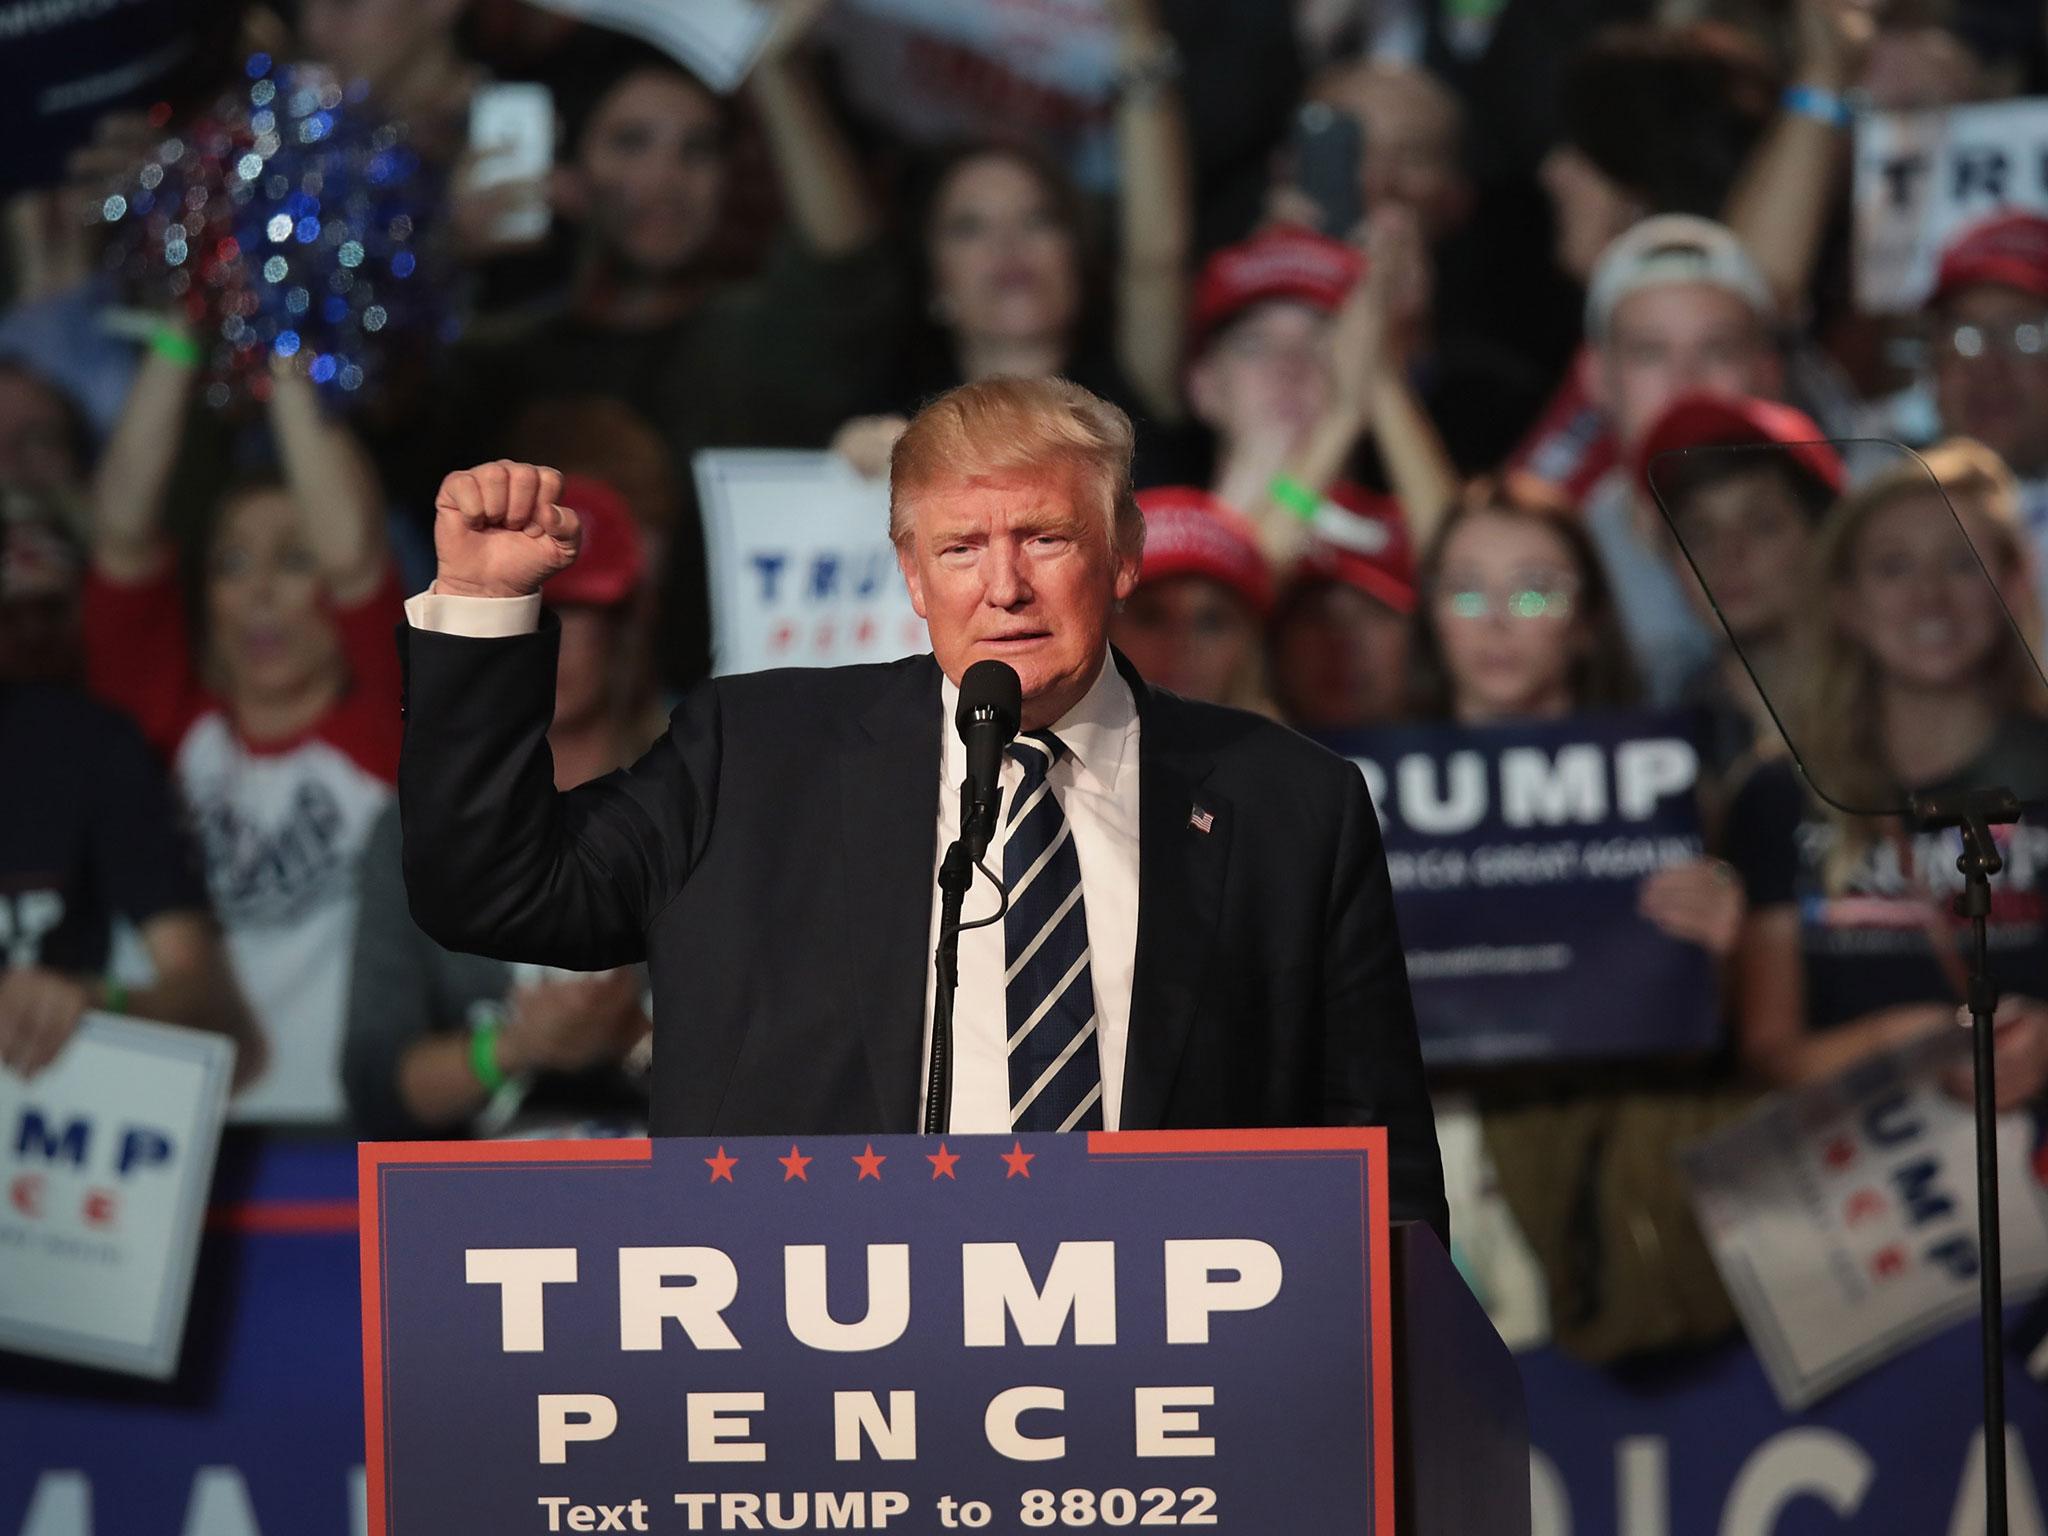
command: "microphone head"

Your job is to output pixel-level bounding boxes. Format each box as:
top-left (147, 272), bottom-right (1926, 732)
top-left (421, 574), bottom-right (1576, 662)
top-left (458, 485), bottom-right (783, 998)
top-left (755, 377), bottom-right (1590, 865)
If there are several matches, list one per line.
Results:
top-left (955, 659), bottom-right (1022, 742)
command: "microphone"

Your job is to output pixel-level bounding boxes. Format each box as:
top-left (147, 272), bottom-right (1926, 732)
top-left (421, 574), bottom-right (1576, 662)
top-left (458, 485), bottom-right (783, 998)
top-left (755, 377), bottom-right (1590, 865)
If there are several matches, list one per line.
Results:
top-left (955, 659), bottom-right (1022, 863)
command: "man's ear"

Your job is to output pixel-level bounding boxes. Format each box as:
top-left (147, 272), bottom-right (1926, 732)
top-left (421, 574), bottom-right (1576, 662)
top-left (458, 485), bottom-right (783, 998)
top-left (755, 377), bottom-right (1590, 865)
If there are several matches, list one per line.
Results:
top-left (897, 540), bottom-right (929, 619)
top-left (1112, 546), bottom-right (1142, 603)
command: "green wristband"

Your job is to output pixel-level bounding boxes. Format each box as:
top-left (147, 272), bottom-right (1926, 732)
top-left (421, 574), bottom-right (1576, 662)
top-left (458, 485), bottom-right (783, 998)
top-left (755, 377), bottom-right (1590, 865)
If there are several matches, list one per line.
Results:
top-left (100, 976), bottom-right (129, 1015)
top-left (148, 326), bottom-right (203, 367)
top-left (469, 1021), bottom-right (509, 1094)
top-left (1269, 476), bottom-right (1322, 523)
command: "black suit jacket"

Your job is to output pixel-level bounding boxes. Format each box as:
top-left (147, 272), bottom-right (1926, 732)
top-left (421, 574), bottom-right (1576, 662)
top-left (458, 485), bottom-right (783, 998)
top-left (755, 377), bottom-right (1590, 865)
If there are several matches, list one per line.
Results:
top-left (397, 620), bottom-right (1447, 1238)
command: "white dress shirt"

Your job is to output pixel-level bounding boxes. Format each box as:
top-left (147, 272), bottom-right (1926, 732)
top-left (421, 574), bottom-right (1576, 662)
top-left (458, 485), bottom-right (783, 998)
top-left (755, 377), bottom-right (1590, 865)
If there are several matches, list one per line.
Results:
top-left (926, 654), bottom-right (1141, 1132)
top-left (403, 589), bottom-right (1144, 1131)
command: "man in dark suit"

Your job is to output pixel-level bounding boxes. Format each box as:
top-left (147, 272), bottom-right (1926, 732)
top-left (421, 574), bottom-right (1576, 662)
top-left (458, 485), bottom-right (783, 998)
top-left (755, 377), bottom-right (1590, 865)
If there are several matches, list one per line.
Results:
top-left (399, 375), bottom-right (1446, 1237)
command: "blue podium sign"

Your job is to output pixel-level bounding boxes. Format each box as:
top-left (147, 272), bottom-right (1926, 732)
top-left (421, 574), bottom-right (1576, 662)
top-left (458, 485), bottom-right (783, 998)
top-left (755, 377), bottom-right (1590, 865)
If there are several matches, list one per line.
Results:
top-left (359, 1130), bottom-right (1394, 1536)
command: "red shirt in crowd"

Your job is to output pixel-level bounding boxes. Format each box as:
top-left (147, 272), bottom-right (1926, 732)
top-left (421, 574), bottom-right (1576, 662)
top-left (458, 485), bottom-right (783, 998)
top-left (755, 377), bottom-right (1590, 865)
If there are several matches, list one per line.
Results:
top-left (83, 564), bottom-right (405, 1123)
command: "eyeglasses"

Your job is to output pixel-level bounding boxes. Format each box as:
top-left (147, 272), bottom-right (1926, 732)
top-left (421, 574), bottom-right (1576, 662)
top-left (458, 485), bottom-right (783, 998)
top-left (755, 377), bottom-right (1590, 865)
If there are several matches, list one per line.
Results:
top-left (1433, 576), bottom-right (1578, 621)
top-left (1932, 319), bottom-right (2048, 362)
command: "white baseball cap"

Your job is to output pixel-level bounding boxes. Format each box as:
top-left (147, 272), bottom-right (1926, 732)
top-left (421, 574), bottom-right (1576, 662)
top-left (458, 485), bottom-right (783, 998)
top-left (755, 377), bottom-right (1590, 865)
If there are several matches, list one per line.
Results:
top-left (1585, 214), bottom-right (1776, 340)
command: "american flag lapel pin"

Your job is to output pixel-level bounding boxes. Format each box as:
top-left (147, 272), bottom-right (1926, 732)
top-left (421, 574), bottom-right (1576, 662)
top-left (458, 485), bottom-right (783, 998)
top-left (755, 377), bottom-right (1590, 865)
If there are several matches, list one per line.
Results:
top-left (1188, 804), bottom-right (1215, 834)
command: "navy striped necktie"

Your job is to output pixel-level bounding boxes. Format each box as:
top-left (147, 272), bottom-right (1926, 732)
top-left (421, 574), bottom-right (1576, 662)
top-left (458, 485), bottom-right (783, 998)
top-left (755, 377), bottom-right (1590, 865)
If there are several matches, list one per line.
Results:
top-left (1002, 730), bottom-right (1104, 1132)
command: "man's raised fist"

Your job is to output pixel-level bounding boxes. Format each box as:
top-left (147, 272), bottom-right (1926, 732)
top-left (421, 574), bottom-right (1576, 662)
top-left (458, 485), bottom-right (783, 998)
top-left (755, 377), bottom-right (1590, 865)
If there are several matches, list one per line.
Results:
top-left (432, 460), bottom-right (582, 599)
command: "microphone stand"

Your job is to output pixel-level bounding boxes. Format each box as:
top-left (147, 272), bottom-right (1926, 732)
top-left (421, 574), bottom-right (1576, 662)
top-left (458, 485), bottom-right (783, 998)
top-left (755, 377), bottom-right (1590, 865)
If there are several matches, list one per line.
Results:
top-left (1910, 784), bottom-right (2021, 1536)
top-left (924, 815), bottom-right (975, 1136)
top-left (924, 783), bottom-right (1007, 1135)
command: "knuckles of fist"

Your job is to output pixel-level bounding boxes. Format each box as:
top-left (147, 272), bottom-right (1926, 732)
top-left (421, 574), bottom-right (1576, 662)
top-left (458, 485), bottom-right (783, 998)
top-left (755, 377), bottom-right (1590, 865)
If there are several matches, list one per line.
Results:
top-left (437, 463), bottom-right (578, 534)
top-left (433, 461), bottom-right (584, 595)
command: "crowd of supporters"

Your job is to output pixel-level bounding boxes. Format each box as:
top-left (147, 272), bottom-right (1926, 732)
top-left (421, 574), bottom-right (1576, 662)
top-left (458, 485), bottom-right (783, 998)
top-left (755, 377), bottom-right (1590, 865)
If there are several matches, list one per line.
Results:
top-left (5, 0), bottom-right (2048, 1362)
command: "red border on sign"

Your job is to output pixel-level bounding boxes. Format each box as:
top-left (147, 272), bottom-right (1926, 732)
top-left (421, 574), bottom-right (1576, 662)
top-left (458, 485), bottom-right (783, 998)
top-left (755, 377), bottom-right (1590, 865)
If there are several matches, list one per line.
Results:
top-left (359, 1130), bottom-right (1394, 1536)
top-left (208, 1199), bottom-right (358, 1233)
top-left (358, 1138), bottom-right (653, 1536)
top-left (1089, 1127), bottom-right (1396, 1536)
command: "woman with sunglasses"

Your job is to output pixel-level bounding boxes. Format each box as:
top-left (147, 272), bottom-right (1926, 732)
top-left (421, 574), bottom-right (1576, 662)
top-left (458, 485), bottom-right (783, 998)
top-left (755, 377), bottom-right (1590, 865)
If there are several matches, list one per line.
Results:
top-left (1407, 482), bottom-right (1749, 1357)
top-left (1408, 480), bottom-right (1745, 958)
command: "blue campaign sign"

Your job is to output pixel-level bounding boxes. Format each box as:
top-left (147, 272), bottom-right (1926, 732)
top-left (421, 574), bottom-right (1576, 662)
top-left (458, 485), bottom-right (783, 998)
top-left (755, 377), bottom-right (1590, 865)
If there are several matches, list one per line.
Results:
top-left (1316, 709), bottom-right (1720, 1065)
top-left (359, 1131), bottom-right (1394, 1536)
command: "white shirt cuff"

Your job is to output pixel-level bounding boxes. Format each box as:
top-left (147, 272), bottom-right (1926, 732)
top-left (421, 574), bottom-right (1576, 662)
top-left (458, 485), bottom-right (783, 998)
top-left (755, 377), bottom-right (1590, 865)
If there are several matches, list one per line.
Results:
top-left (404, 587), bottom-right (542, 637)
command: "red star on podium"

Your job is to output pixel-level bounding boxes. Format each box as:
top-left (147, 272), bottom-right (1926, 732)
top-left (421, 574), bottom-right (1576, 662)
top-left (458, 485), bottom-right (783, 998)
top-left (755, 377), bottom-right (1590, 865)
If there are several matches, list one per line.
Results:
top-left (927, 1144), bottom-right (960, 1180)
top-left (853, 1143), bottom-right (887, 1181)
top-left (1001, 1141), bottom-right (1034, 1179)
top-left (778, 1145), bottom-right (812, 1182)
top-left (705, 1147), bottom-right (738, 1183)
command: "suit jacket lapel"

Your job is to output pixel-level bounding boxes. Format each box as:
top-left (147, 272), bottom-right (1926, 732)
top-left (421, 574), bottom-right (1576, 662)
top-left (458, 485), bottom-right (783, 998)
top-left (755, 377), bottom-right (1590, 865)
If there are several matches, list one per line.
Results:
top-left (1119, 658), bottom-right (1231, 1130)
top-left (837, 656), bottom-right (943, 1130)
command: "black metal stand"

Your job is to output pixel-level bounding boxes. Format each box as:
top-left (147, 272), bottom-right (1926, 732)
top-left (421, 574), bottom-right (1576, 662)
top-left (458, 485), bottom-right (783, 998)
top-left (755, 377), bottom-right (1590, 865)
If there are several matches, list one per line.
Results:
top-left (923, 837), bottom-right (974, 1136)
top-left (1911, 786), bottom-right (2021, 1536)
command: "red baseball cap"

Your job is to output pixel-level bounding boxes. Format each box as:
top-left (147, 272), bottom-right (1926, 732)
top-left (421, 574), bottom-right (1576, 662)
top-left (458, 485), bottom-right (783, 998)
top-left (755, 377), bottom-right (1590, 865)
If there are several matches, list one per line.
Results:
top-left (1929, 212), bottom-right (2048, 307)
top-left (1636, 392), bottom-right (1847, 503)
top-left (543, 474), bottom-right (646, 608)
top-left (1190, 224), bottom-right (1364, 354)
top-left (1135, 487), bottom-right (1273, 616)
top-left (1285, 483), bottom-right (1416, 616)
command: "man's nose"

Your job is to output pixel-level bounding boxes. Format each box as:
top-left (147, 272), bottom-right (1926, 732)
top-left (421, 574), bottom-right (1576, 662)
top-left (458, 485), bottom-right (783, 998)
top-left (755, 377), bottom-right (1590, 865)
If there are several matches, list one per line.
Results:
top-left (982, 543), bottom-right (1031, 608)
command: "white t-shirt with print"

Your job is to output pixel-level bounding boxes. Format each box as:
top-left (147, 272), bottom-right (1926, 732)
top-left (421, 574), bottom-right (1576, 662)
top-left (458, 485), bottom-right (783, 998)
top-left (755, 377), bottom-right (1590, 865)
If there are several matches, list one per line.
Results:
top-left (179, 713), bottom-right (393, 1122)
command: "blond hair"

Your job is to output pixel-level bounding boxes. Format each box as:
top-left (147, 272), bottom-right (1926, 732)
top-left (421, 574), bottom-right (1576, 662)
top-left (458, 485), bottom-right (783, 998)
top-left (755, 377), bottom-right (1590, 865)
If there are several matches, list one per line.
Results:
top-left (1792, 440), bottom-right (2045, 890)
top-left (888, 376), bottom-right (1144, 559)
